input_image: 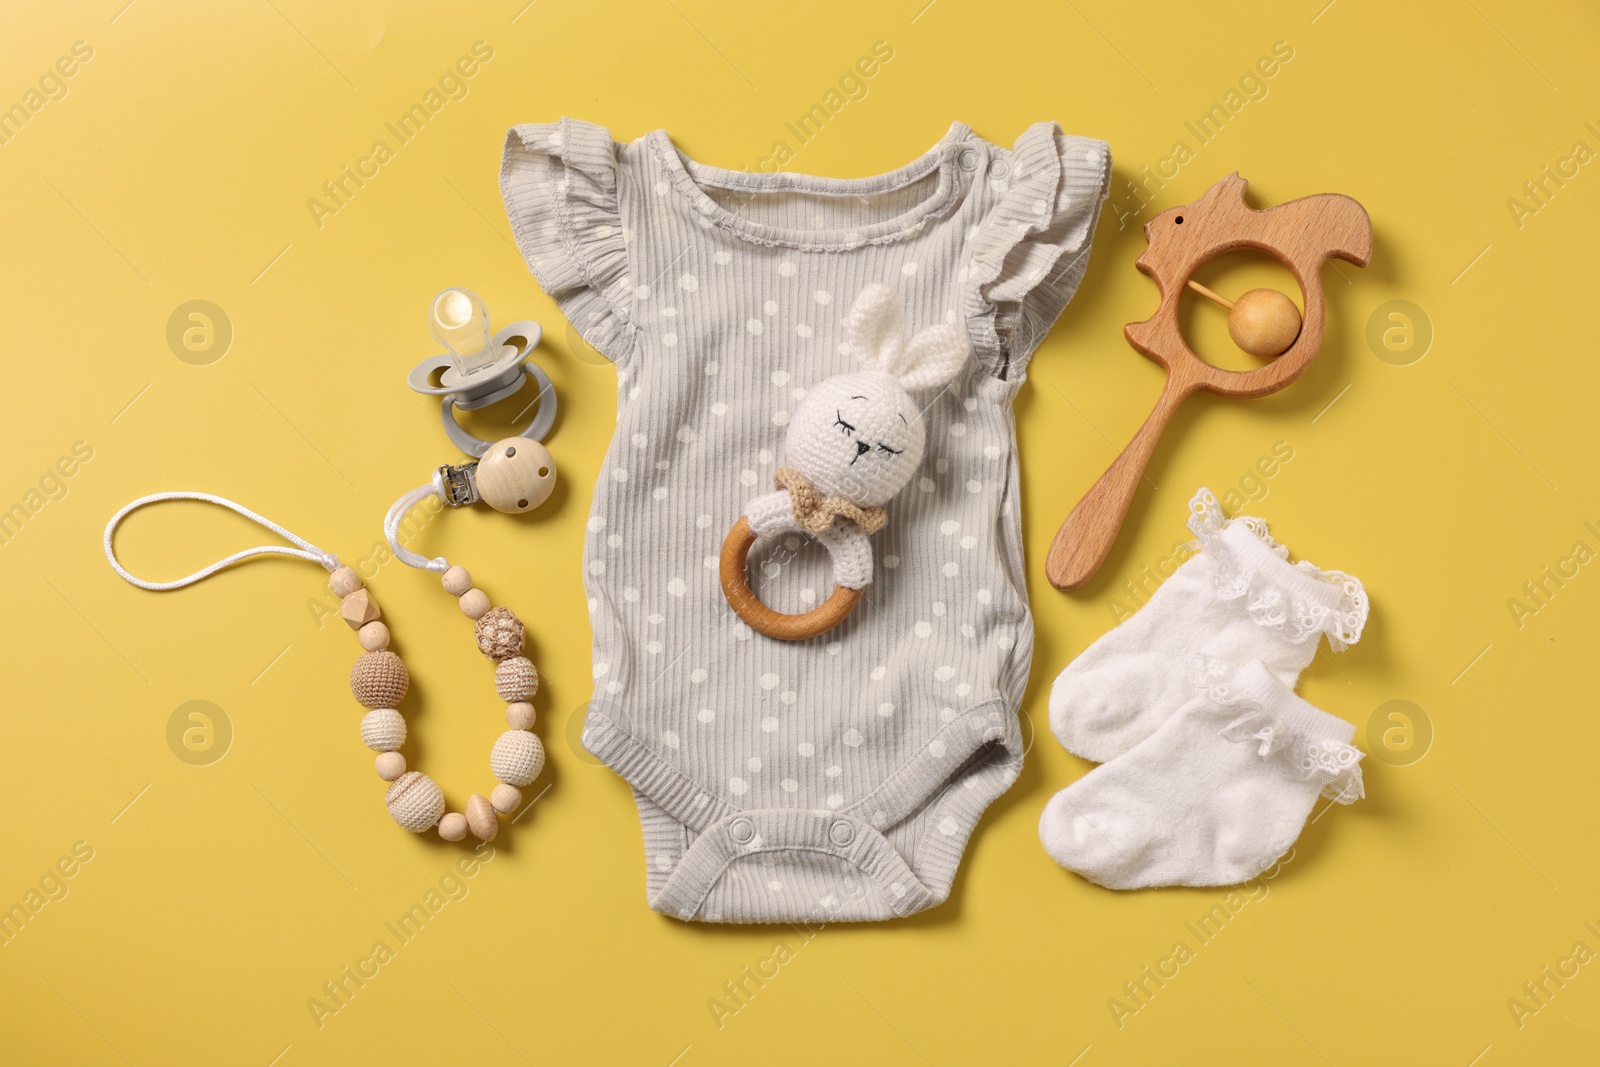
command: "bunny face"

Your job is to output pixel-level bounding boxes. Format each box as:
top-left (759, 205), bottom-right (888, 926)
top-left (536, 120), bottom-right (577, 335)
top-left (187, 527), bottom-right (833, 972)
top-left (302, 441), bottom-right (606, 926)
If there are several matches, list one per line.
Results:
top-left (777, 283), bottom-right (971, 509)
top-left (785, 371), bottom-right (926, 507)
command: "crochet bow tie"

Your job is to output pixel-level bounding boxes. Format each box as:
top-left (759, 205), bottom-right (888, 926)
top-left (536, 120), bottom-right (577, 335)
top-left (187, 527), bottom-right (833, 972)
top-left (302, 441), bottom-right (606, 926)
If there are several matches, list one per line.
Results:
top-left (774, 468), bottom-right (887, 534)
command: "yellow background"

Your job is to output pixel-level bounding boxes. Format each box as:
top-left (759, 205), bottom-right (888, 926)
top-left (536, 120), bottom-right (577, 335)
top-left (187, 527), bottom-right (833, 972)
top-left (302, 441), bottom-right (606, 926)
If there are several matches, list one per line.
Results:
top-left (3, 0), bottom-right (1596, 1063)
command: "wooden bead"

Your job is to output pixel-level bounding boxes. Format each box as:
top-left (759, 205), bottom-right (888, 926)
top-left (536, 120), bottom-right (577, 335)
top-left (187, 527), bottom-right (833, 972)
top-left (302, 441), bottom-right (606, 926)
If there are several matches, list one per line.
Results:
top-left (375, 750), bottom-right (407, 781)
top-left (360, 708), bottom-right (406, 751)
top-left (459, 588), bottom-right (491, 619)
top-left (491, 729), bottom-right (545, 787)
top-left (506, 701), bottom-right (536, 730)
top-left (490, 783), bottom-right (522, 813)
top-left (341, 588), bottom-right (380, 630)
top-left (330, 566), bottom-right (363, 597)
top-left (494, 657), bottom-right (539, 702)
top-left (385, 771), bottom-right (444, 832)
top-left (474, 607), bottom-right (525, 660)
top-left (438, 812), bottom-right (469, 842)
top-left (465, 794), bottom-right (498, 841)
top-left (441, 565), bottom-right (472, 596)
top-left (475, 437), bottom-right (557, 514)
top-left (357, 620), bottom-right (390, 652)
top-left (1228, 288), bottom-right (1302, 358)
top-left (351, 650), bottom-right (409, 708)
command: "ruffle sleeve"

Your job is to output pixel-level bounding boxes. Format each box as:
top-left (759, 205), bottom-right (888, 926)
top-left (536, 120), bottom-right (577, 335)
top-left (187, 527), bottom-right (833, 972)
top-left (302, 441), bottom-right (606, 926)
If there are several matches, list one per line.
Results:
top-left (500, 118), bottom-right (637, 362)
top-left (963, 122), bottom-right (1111, 376)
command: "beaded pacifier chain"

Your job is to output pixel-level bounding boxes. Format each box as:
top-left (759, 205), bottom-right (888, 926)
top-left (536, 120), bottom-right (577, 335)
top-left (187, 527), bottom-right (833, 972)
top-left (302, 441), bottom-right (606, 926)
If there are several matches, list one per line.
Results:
top-left (107, 290), bottom-right (562, 842)
top-left (105, 437), bottom-right (555, 842)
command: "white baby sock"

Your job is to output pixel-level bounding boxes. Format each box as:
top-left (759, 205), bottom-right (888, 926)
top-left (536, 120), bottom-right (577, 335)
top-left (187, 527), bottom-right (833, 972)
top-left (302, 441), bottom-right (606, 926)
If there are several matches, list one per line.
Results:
top-left (1039, 657), bottom-right (1363, 889)
top-left (1049, 488), bottom-right (1368, 764)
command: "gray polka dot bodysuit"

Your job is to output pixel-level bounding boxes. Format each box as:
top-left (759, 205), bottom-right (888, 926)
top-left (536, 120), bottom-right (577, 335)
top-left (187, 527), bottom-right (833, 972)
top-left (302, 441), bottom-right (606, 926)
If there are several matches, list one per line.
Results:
top-left (501, 118), bottom-right (1109, 922)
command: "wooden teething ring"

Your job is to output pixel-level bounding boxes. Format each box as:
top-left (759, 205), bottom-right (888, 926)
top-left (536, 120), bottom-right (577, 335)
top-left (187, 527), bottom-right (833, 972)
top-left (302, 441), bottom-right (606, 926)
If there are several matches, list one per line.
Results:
top-left (719, 517), bottom-right (863, 641)
top-left (1044, 173), bottom-right (1372, 592)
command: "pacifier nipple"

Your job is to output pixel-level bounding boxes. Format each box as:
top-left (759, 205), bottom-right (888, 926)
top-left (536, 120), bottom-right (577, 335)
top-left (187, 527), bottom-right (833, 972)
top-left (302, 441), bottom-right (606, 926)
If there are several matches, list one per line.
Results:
top-left (430, 287), bottom-right (496, 375)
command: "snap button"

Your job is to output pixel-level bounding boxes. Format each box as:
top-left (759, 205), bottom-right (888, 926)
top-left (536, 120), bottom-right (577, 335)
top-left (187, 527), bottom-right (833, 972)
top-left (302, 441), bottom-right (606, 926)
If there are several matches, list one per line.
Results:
top-left (728, 817), bottom-right (755, 844)
top-left (829, 819), bottom-right (855, 846)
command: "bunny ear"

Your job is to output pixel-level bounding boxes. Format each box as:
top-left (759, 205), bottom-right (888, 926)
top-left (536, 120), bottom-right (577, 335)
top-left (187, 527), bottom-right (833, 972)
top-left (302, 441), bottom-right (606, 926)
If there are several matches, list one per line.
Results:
top-left (895, 324), bottom-right (970, 392)
top-left (844, 284), bottom-right (905, 372)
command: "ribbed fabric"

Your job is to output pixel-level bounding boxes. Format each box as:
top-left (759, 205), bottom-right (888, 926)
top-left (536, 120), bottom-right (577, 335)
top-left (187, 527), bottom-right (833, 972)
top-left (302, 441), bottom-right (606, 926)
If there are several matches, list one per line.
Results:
top-left (502, 118), bottom-right (1111, 922)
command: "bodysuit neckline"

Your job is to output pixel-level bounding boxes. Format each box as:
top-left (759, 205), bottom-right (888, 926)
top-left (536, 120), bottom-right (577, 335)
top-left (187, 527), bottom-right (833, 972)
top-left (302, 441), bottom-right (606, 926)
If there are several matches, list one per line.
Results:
top-left (646, 122), bottom-right (976, 252)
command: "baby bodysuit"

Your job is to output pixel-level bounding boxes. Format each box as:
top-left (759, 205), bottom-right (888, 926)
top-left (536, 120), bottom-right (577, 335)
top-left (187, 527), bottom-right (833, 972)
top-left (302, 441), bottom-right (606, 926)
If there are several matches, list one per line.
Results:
top-left (501, 118), bottom-right (1109, 922)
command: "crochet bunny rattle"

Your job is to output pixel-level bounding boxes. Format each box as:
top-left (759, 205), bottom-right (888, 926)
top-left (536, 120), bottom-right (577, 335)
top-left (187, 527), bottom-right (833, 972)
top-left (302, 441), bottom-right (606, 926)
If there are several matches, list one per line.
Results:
top-left (720, 284), bottom-right (968, 641)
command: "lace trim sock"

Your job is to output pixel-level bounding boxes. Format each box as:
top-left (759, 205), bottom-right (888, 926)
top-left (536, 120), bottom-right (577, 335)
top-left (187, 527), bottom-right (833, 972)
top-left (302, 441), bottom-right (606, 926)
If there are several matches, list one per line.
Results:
top-left (1039, 658), bottom-right (1363, 890)
top-left (1048, 487), bottom-right (1369, 763)
top-left (1187, 489), bottom-right (1369, 652)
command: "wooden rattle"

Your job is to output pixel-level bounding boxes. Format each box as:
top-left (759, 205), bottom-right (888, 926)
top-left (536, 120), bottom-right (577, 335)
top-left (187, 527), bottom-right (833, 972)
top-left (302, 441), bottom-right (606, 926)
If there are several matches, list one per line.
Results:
top-left (1044, 173), bottom-right (1371, 591)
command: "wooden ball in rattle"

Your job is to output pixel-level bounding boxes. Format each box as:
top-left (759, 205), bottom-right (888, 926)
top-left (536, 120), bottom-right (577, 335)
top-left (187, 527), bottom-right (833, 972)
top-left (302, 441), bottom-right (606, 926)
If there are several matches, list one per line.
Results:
top-left (1186, 279), bottom-right (1303, 359)
top-left (476, 437), bottom-right (555, 514)
top-left (1228, 288), bottom-right (1302, 358)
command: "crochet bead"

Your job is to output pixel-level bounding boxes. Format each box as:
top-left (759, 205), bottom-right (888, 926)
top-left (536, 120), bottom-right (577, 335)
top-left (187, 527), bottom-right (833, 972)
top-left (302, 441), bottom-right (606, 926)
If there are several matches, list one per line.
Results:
top-left (357, 620), bottom-right (390, 652)
top-left (442, 565), bottom-right (472, 596)
top-left (351, 651), bottom-right (408, 708)
top-left (494, 657), bottom-right (539, 702)
top-left (375, 751), bottom-right (407, 781)
top-left (360, 708), bottom-right (406, 752)
top-left (490, 783), bottom-right (522, 813)
top-left (341, 588), bottom-right (380, 629)
top-left (465, 794), bottom-right (498, 841)
top-left (385, 771), bottom-right (444, 832)
top-left (330, 566), bottom-right (363, 597)
top-left (438, 812), bottom-right (469, 841)
top-left (460, 588), bottom-right (491, 619)
top-left (506, 701), bottom-right (536, 730)
top-left (474, 607), bottom-right (525, 660)
top-left (490, 729), bottom-right (545, 787)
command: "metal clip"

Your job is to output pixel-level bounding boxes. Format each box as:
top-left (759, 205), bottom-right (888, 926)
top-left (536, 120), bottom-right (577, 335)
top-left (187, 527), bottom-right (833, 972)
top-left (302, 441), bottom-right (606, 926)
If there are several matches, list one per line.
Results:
top-left (437, 461), bottom-right (480, 507)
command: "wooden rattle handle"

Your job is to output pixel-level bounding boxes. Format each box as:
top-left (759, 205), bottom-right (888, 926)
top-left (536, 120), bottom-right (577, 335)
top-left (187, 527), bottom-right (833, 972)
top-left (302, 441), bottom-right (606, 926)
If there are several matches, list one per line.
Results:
top-left (1045, 378), bottom-right (1196, 591)
top-left (720, 517), bottom-right (863, 641)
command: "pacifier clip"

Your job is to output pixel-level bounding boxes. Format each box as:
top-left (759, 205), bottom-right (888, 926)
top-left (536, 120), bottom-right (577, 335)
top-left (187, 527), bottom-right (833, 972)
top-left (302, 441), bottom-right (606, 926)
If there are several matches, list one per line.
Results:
top-left (105, 465), bottom-right (550, 843)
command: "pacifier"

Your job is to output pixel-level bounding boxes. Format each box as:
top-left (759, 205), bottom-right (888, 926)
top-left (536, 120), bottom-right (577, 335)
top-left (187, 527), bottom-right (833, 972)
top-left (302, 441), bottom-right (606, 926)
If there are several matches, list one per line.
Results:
top-left (407, 287), bottom-right (558, 457)
top-left (408, 287), bottom-right (558, 515)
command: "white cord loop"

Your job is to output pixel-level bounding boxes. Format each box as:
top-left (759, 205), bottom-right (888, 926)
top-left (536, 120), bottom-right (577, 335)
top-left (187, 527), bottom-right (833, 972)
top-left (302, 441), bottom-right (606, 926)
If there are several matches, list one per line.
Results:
top-left (384, 482), bottom-right (449, 573)
top-left (104, 491), bottom-right (340, 591)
